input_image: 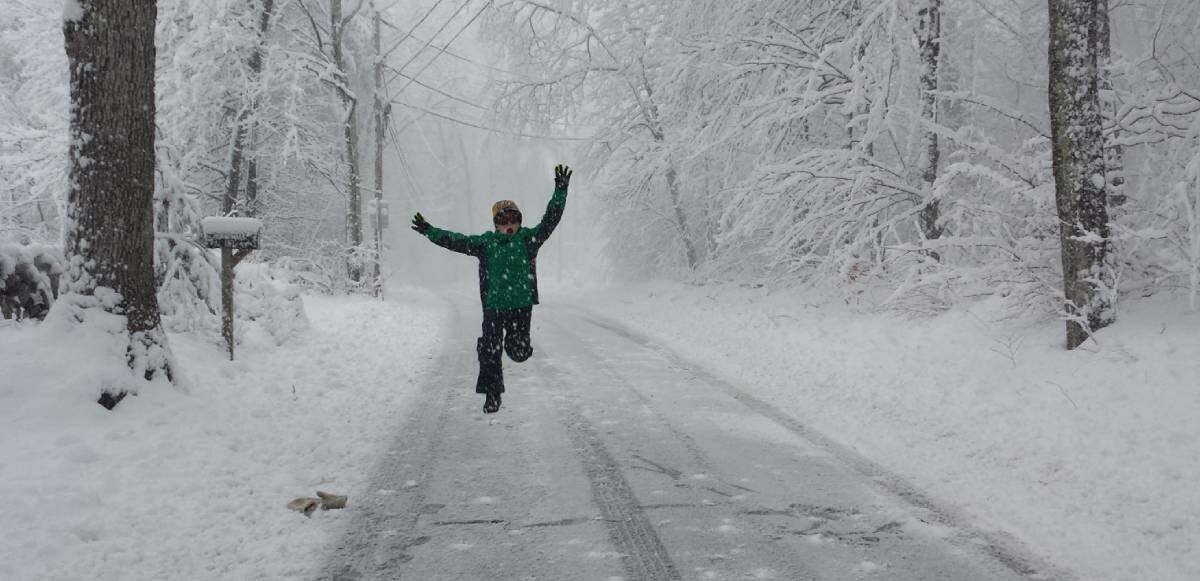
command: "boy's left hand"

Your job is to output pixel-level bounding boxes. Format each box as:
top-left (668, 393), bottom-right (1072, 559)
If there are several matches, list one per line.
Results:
top-left (411, 212), bottom-right (430, 234)
top-left (554, 164), bottom-right (573, 189)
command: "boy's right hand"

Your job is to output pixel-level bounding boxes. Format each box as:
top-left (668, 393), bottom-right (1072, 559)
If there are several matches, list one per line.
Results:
top-left (554, 164), bottom-right (572, 189)
top-left (411, 212), bottom-right (430, 234)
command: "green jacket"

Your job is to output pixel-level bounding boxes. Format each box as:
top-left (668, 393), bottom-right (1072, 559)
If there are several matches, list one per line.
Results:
top-left (424, 187), bottom-right (568, 311)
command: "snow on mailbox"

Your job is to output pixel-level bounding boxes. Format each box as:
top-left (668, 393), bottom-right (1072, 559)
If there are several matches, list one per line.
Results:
top-left (200, 217), bottom-right (263, 250)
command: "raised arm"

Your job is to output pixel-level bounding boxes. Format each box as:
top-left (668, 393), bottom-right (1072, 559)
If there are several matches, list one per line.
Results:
top-left (412, 212), bottom-right (485, 257)
top-left (530, 164), bottom-right (572, 248)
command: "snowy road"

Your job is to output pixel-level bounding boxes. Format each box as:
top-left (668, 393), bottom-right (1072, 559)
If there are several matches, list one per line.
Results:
top-left (324, 301), bottom-right (1048, 581)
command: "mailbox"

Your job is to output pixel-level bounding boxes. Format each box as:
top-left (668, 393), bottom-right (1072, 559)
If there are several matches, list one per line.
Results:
top-left (200, 217), bottom-right (263, 250)
top-left (200, 216), bottom-right (263, 361)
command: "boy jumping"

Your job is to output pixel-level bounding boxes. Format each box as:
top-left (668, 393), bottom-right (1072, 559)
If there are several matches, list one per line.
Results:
top-left (410, 164), bottom-right (573, 413)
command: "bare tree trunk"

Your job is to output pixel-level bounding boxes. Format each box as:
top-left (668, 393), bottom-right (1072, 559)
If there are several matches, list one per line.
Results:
top-left (1048, 0), bottom-right (1115, 349)
top-left (917, 0), bottom-right (944, 258)
top-left (845, 1), bottom-right (869, 154)
top-left (371, 5), bottom-right (387, 298)
top-left (63, 0), bottom-right (171, 408)
top-left (244, 0), bottom-right (273, 219)
top-left (1097, 0), bottom-right (1126, 208)
top-left (224, 124), bottom-right (248, 215)
top-left (246, 144), bottom-right (260, 217)
top-left (343, 109), bottom-right (363, 281)
top-left (663, 162), bottom-right (697, 269)
top-left (640, 94), bottom-right (697, 270)
top-left (332, 0), bottom-right (364, 283)
top-left (224, 0), bottom-right (275, 216)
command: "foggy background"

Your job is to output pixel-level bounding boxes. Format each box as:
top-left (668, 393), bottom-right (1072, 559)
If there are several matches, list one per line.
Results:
top-left (377, 25), bottom-right (602, 302)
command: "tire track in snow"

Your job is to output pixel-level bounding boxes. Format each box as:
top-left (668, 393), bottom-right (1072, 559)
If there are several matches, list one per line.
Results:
top-left (532, 354), bottom-right (683, 581)
top-left (535, 313), bottom-right (833, 580)
top-left (559, 306), bottom-right (1072, 581)
top-left (539, 314), bottom-right (761, 499)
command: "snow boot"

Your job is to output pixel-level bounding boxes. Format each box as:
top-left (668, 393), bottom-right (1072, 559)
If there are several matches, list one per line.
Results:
top-left (483, 392), bottom-right (502, 414)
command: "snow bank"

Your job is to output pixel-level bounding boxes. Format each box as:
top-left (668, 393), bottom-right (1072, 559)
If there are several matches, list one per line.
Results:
top-left (0, 287), bottom-right (450, 580)
top-left (581, 283), bottom-right (1200, 581)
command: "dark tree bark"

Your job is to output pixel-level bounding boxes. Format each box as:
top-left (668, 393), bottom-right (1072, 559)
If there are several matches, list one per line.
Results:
top-left (1097, 0), bottom-right (1126, 208)
top-left (331, 0), bottom-right (365, 283)
top-left (1048, 0), bottom-right (1115, 349)
top-left (917, 0), bottom-right (944, 258)
top-left (223, 0), bottom-right (275, 217)
top-left (246, 148), bottom-right (260, 216)
top-left (63, 0), bottom-right (172, 407)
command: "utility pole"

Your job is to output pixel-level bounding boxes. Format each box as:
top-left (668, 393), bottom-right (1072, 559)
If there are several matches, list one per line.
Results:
top-left (372, 3), bottom-right (389, 298)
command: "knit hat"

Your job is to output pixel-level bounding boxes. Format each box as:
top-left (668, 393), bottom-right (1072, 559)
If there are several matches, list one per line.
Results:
top-left (491, 200), bottom-right (522, 223)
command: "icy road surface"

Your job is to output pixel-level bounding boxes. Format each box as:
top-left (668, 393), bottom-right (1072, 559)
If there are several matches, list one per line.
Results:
top-left (324, 303), bottom-right (1052, 580)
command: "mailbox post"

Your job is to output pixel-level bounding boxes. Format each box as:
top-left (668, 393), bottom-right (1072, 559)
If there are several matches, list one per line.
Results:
top-left (200, 217), bottom-right (262, 360)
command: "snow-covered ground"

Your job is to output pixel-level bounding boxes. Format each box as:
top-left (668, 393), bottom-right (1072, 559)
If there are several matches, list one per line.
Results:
top-left (4, 280), bottom-right (1197, 580)
top-left (325, 296), bottom-right (1037, 581)
top-left (570, 282), bottom-right (1200, 581)
top-left (0, 288), bottom-right (449, 581)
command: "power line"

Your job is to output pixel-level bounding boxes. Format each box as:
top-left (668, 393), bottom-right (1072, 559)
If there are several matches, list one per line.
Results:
top-left (388, 0), bottom-right (493, 95)
top-left (385, 0), bottom-right (474, 90)
top-left (386, 120), bottom-right (430, 203)
top-left (383, 66), bottom-right (487, 109)
top-left (396, 31), bottom-right (529, 79)
top-left (380, 0), bottom-right (446, 60)
top-left (380, 3), bottom-right (529, 83)
top-left (381, 0), bottom-right (599, 134)
top-left (392, 100), bottom-right (593, 142)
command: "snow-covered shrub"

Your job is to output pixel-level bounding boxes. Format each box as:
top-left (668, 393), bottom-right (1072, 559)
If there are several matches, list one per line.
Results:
top-left (271, 239), bottom-right (367, 295)
top-left (156, 239), bottom-right (221, 334)
top-left (1113, 122), bottom-right (1200, 310)
top-left (155, 250), bottom-right (308, 346)
top-left (233, 261), bottom-right (309, 346)
top-left (0, 243), bottom-right (63, 320)
top-left (879, 134), bottom-right (1063, 317)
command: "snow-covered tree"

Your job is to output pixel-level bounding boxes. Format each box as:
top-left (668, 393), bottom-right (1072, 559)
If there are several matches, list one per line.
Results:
top-left (485, 0), bottom-right (704, 272)
top-left (0, 2), bottom-right (70, 246)
top-left (1048, 0), bottom-right (1114, 348)
top-left (472, 0), bottom-right (1200, 327)
top-left (61, 0), bottom-right (173, 407)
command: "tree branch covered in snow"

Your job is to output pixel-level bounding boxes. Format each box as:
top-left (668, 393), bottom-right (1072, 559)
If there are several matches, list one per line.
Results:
top-left (479, 0), bottom-right (1200, 316)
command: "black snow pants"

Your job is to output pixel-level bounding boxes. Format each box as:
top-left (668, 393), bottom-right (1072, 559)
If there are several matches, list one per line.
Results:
top-left (475, 307), bottom-right (533, 394)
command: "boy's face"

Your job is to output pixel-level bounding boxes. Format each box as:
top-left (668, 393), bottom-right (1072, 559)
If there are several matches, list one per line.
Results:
top-left (495, 213), bottom-right (520, 235)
